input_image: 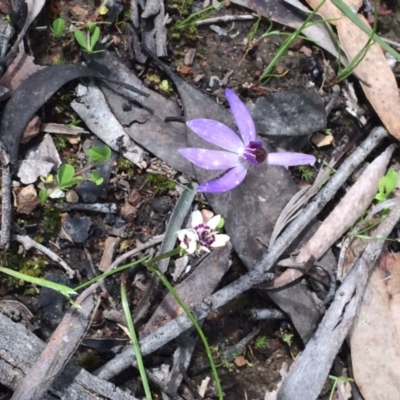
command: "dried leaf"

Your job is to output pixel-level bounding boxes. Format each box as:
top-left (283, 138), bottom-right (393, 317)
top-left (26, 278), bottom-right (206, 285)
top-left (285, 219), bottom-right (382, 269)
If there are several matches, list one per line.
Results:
top-left (350, 253), bottom-right (400, 400)
top-left (306, 0), bottom-right (400, 140)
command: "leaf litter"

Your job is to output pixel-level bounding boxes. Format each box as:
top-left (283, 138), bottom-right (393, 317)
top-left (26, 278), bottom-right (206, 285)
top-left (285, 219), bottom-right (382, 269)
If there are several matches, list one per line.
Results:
top-left (0, 0), bottom-right (400, 399)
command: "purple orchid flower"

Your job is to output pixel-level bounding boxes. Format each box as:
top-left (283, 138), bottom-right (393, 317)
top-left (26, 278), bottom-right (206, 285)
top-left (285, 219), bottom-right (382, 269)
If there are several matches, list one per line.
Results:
top-left (179, 88), bottom-right (316, 193)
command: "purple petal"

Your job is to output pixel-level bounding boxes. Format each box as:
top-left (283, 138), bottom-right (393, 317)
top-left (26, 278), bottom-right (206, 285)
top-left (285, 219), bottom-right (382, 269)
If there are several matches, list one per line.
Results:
top-left (186, 119), bottom-right (243, 153)
top-left (225, 88), bottom-right (256, 144)
top-left (268, 152), bottom-right (316, 167)
top-left (198, 164), bottom-right (248, 193)
top-left (179, 148), bottom-right (240, 170)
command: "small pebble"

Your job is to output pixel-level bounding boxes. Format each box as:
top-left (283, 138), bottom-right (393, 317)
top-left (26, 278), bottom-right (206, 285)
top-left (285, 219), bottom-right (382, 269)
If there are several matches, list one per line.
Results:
top-left (152, 196), bottom-right (173, 214)
top-left (65, 190), bottom-right (79, 203)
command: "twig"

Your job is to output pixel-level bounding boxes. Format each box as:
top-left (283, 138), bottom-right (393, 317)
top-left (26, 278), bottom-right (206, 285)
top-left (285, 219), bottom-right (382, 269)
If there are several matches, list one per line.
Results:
top-left (222, 327), bottom-right (260, 361)
top-left (95, 127), bottom-right (388, 380)
top-left (325, 84), bottom-right (341, 115)
top-left (250, 308), bottom-right (287, 321)
top-left (108, 235), bottom-right (164, 271)
top-left (337, 197), bottom-right (400, 280)
top-left (0, 163), bottom-right (12, 249)
top-left (145, 369), bottom-right (185, 400)
top-left (195, 15), bottom-right (256, 26)
top-left (0, 313), bottom-right (140, 399)
top-left (14, 234), bottom-right (75, 279)
top-left (41, 123), bottom-right (89, 135)
top-left (55, 203), bottom-right (117, 213)
top-left (84, 247), bottom-right (117, 310)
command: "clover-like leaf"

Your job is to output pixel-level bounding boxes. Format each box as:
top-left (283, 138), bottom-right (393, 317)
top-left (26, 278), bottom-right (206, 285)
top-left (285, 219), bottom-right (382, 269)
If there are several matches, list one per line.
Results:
top-left (89, 171), bottom-right (104, 185)
top-left (88, 145), bottom-right (112, 163)
top-left (39, 188), bottom-right (49, 203)
top-left (90, 26), bottom-right (100, 51)
top-left (51, 18), bottom-right (66, 38)
top-left (57, 164), bottom-right (75, 187)
top-left (74, 29), bottom-right (88, 51)
top-left (376, 168), bottom-right (398, 202)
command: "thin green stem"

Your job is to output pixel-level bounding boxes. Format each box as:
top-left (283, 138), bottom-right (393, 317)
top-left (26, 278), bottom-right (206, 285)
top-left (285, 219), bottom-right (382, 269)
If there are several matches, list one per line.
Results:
top-left (147, 261), bottom-right (223, 400)
top-left (259, 0), bottom-right (327, 82)
top-left (73, 255), bottom-right (149, 291)
top-left (121, 271), bottom-right (153, 400)
top-left (149, 248), bottom-right (181, 265)
top-left (174, 2), bottom-right (224, 30)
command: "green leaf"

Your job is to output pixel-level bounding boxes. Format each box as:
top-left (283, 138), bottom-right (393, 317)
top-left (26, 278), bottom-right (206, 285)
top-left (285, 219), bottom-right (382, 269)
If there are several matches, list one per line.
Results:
top-left (74, 29), bottom-right (88, 51)
top-left (57, 164), bottom-right (75, 187)
top-left (0, 266), bottom-right (77, 297)
top-left (52, 18), bottom-right (66, 37)
top-left (376, 168), bottom-right (398, 202)
top-left (89, 171), bottom-right (104, 185)
top-left (59, 178), bottom-right (84, 190)
top-left (88, 145), bottom-right (112, 163)
top-left (378, 178), bottom-right (385, 196)
top-left (216, 217), bottom-right (225, 229)
top-left (90, 26), bottom-right (100, 51)
top-left (382, 168), bottom-right (398, 195)
top-left (374, 192), bottom-right (387, 202)
top-left (86, 21), bottom-right (95, 34)
top-left (39, 188), bottom-right (49, 203)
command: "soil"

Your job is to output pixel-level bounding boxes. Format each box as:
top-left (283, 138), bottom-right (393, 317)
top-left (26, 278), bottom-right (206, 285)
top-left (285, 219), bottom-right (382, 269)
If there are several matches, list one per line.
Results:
top-left (0, 0), bottom-right (399, 399)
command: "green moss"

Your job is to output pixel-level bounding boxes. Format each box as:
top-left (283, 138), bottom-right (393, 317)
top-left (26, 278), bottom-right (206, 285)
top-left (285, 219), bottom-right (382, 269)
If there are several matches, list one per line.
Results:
top-left (40, 205), bottom-right (61, 235)
top-left (146, 173), bottom-right (176, 194)
top-left (77, 350), bottom-right (101, 371)
top-left (254, 335), bottom-right (269, 350)
top-left (55, 134), bottom-right (69, 150)
top-left (117, 157), bottom-right (135, 179)
top-left (66, 153), bottom-right (79, 167)
top-left (0, 249), bottom-right (47, 293)
top-left (297, 165), bottom-right (315, 183)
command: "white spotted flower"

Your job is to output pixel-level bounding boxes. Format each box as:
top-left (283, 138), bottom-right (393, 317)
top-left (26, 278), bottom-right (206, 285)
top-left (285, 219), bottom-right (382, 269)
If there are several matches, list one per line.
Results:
top-left (177, 211), bottom-right (230, 255)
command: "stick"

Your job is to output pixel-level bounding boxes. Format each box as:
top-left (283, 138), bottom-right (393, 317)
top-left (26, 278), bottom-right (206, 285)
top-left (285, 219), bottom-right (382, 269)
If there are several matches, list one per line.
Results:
top-left (15, 235), bottom-right (75, 279)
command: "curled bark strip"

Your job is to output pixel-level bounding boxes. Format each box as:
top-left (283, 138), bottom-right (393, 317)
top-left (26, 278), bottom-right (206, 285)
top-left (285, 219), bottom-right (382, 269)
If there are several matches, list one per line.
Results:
top-left (0, 65), bottom-right (100, 168)
top-left (277, 202), bottom-right (400, 400)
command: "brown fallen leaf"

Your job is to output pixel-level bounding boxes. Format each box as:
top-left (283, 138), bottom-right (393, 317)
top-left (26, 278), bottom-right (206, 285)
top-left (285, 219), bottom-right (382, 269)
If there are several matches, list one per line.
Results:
top-left (350, 252), bottom-right (400, 400)
top-left (311, 131), bottom-right (334, 147)
top-left (306, 0), bottom-right (400, 140)
top-left (234, 355), bottom-right (247, 367)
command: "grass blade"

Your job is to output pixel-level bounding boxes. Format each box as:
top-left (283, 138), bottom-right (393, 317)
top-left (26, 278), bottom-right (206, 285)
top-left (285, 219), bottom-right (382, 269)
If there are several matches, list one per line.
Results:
top-left (332, 0), bottom-right (400, 61)
top-left (121, 270), bottom-right (153, 399)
